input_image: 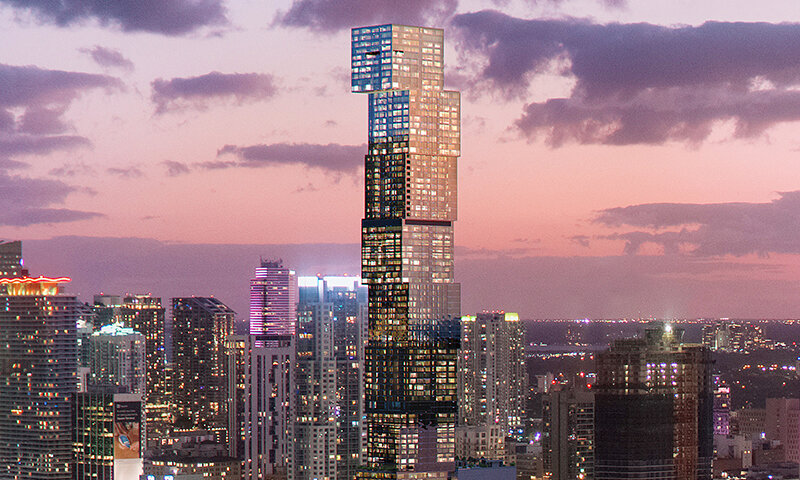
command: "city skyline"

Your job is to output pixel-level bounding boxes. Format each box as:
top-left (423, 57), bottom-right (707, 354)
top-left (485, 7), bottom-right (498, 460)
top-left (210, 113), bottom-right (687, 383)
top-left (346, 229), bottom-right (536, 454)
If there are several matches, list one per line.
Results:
top-left (4, 0), bottom-right (800, 319)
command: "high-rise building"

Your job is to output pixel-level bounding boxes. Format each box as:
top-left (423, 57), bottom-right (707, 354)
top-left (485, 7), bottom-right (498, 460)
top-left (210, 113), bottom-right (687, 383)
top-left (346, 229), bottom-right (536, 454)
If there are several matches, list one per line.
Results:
top-left (250, 260), bottom-right (297, 336)
top-left (594, 325), bottom-right (713, 480)
top-left (119, 294), bottom-right (170, 448)
top-left (713, 375), bottom-right (731, 436)
top-left (89, 323), bottom-right (147, 394)
top-left (459, 312), bottom-right (527, 439)
top-left (225, 334), bottom-right (249, 462)
top-left (293, 276), bottom-right (368, 480)
top-left (171, 297), bottom-right (235, 440)
top-left (243, 334), bottom-right (295, 480)
top-left (0, 275), bottom-right (78, 480)
top-left (72, 389), bottom-right (144, 480)
top-left (0, 240), bottom-right (23, 277)
top-left (542, 386), bottom-right (595, 480)
top-left (352, 24), bottom-right (461, 480)
top-left (244, 260), bottom-right (299, 480)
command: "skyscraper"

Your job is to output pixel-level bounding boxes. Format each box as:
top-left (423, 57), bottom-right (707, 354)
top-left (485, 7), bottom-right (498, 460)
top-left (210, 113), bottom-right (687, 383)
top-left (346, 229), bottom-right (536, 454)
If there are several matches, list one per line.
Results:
top-left (542, 386), bottom-right (595, 480)
top-left (352, 24), bottom-right (461, 479)
top-left (89, 323), bottom-right (147, 394)
top-left (171, 297), bottom-right (235, 439)
top-left (118, 294), bottom-right (170, 449)
top-left (0, 275), bottom-right (78, 480)
top-left (458, 312), bottom-right (527, 438)
top-left (244, 259), bottom-right (298, 480)
top-left (293, 276), bottom-right (368, 480)
top-left (594, 325), bottom-right (713, 480)
top-left (250, 259), bottom-right (297, 336)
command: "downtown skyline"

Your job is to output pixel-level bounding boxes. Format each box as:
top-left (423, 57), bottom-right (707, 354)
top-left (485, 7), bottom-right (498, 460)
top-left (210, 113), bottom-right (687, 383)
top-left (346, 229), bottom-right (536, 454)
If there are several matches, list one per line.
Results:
top-left (4, 0), bottom-right (800, 319)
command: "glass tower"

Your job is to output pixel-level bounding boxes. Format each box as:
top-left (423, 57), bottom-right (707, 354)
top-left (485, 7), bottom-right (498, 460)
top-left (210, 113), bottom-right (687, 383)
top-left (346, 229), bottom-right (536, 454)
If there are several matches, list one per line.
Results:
top-left (352, 24), bottom-right (461, 480)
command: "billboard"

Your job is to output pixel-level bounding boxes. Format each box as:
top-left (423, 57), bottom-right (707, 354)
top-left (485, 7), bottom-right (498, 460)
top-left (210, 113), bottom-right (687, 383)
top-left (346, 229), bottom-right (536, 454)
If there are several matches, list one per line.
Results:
top-left (114, 398), bottom-right (143, 480)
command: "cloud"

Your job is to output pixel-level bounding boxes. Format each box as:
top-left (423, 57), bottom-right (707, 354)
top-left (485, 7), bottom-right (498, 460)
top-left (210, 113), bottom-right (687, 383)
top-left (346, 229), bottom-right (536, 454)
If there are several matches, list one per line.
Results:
top-left (0, 134), bottom-right (91, 156)
top-left (452, 12), bottom-right (800, 145)
top-left (49, 162), bottom-right (96, 177)
top-left (81, 46), bottom-right (134, 70)
top-left (275, 0), bottom-right (457, 32)
top-left (162, 160), bottom-right (191, 177)
top-left (151, 71), bottom-right (278, 113)
top-left (0, 0), bottom-right (227, 35)
top-left (570, 235), bottom-right (591, 247)
top-left (0, 63), bottom-right (120, 162)
top-left (594, 191), bottom-right (800, 257)
top-left (214, 142), bottom-right (366, 174)
top-left (0, 172), bottom-right (102, 226)
top-left (107, 166), bottom-right (144, 178)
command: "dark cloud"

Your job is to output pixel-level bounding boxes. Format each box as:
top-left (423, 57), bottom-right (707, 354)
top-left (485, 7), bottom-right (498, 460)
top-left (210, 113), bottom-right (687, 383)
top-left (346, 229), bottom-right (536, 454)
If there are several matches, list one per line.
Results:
top-left (569, 235), bottom-right (591, 247)
top-left (0, 63), bottom-right (120, 162)
top-left (0, 0), bottom-right (227, 35)
top-left (214, 142), bottom-right (366, 174)
top-left (0, 64), bottom-right (121, 108)
top-left (275, 0), bottom-right (457, 32)
top-left (151, 71), bottom-right (278, 113)
top-left (162, 160), bottom-right (191, 177)
top-left (107, 166), bottom-right (144, 178)
top-left (17, 106), bottom-right (70, 135)
top-left (0, 134), bottom-right (91, 156)
top-left (81, 46), bottom-right (134, 70)
top-left (452, 12), bottom-right (800, 145)
top-left (594, 192), bottom-right (800, 257)
top-left (0, 173), bottom-right (102, 226)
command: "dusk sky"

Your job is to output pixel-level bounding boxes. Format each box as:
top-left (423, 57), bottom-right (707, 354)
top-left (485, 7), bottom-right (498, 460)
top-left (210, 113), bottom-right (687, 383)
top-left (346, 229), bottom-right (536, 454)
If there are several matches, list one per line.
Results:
top-left (4, 0), bottom-right (800, 319)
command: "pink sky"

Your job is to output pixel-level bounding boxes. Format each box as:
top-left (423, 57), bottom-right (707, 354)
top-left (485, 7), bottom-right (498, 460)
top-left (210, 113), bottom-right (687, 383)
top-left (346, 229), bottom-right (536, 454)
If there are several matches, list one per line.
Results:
top-left (3, 0), bottom-right (800, 318)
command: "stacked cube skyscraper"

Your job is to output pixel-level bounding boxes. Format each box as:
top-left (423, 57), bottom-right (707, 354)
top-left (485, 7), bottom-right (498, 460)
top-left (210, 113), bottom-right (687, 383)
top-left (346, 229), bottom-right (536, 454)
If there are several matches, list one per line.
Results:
top-left (352, 24), bottom-right (461, 480)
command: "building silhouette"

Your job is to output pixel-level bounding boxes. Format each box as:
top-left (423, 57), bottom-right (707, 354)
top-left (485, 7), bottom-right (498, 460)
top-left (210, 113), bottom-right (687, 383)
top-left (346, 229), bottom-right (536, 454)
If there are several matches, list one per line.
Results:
top-left (594, 325), bottom-right (713, 480)
top-left (172, 297), bottom-right (235, 440)
top-left (542, 385), bottom-right (595, 480)
top-left (352, 23), bottom-right (461, 480)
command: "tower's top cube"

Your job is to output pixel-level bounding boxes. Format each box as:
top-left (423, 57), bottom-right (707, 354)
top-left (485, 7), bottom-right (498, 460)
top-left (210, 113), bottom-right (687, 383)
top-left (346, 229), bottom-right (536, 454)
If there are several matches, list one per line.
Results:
top-left (351, 24), bottom-right (445, 93)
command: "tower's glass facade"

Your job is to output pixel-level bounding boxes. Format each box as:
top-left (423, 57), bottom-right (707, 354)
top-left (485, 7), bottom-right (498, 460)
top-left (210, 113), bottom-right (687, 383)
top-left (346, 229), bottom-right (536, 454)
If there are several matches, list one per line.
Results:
top-left (352, 24), bottom-right (461, 480)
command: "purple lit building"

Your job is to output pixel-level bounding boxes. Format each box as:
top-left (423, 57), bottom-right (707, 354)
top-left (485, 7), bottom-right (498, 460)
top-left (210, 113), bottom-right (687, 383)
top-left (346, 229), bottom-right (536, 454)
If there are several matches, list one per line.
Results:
top-left (249, 260), bottom-right (297, 336)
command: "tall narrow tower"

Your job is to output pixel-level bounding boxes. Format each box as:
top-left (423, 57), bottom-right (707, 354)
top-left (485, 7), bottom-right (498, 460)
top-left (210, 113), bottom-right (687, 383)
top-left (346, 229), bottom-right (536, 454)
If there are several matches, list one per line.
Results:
top-left (352, 24), bottom-right (461, 480)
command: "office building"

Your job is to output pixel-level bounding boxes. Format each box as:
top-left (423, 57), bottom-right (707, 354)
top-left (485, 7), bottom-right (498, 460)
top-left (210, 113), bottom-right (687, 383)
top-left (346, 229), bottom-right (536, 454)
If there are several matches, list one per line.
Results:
top-left (765, 398), bottom-right (800, 464)
top-left (243, 334), bottom-right (295, 480)
top-left (0, 275), bottom-right (78, 480)
top-left (594, 325), bottom-right (713, 480)
top-left (89, 323), bottom-right (146, 393)
top-left (352, 23), bottom-right (461, 480)
top-left (459, 312), bottom-right (527, 440)
top-left (172, 297), bottom-right (235, 440)
top-left (73, 389), bottom-right (144, 480)
top-left (250, 259), bottom-right (297, 336)
top-left (119, 294), bottom-right (170, 448)
top-left (0, 240), bottom-right (23, 277)
top-left (293, 276), bottom-right (368, 480)
top-left (542, 386), bottom-right (595, 480)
